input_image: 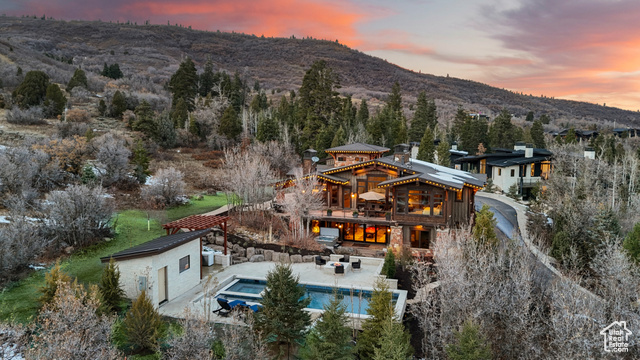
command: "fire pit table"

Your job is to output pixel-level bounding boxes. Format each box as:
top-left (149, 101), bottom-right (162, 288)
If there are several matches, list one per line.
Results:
top-left (323, 261), bottom-right (350, 274)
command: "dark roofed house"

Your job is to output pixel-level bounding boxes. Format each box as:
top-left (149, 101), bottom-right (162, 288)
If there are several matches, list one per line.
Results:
top-left (277, 142), bottom-right (485, 254)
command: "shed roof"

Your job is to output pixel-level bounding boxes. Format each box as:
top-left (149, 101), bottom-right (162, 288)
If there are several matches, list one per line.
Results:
top-left (325, 142), bottom-right (390, 153)
top-left (100, 228), bottom-right (211, 262)
top-left (163, 215), bottom-right (229, 235)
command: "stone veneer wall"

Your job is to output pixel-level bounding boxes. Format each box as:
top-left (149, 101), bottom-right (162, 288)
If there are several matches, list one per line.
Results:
top-left (389, 225), bottom-right (403, 251)
top-left (333, 153), bottom-right (377, 168)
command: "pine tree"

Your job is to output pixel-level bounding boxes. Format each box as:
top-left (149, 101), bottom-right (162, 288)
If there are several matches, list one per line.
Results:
top-left (387, 81), bottom-right (402, 113)
top-left (425, 98), bottom-right (438, 130)
top-left (445, 319), bottom-right (492, 360)
top-left (123, 290), bottom-right (165, 353)
top-left (565, 127), bottom-right (577, 144)
top-left (168, 57), bottom-right (198, 111)
top-left (133, 100), bottom-right (155, 137)
top-left (539, 114), bottom-right (551, 124)
top-left (356, 99), bottom-right (369, 127)
top-left (81, 164), bottom-right (97, 185)
top-left (473, 204), bottom-right (498, 247)
top-left (256, 113), bottom-right (280, 142)
top-left (153, 111), bottom-right (177, 148)
top-left (66, 68), bottom-right (88, 92)
top-left (436, 139), bottom-right (451, 166)
top-left (171, 97), bottom-right (189, 128)
top-left (451, 106), bottom-right (469, 142)
top-left (488, 109), bottom-right (515, 149)
top-left (131, 139), bottom-right (151, 183)
top-left (44, 83), bottom-right (67, 117)
top-left (39, 260), bottom-right (71, 306)
top-left (623, 222), bottom-right (640, 263)
top-left (525, 111), bottom-right (534, 122)
top-left (373, 319), bottom-right (413, 360)
top-left (381, 249), bottom-right (396, 278)
top-left (531, 120), bottom-right (545, 148)
top-left (390, 116), bottom-right (408, 147)
top-left (409, 91), bottom-right (429, 142)
top-left (188, 114), bottom-right (200, 137)
top-left (111, 90), bottom-right (127, 118)
top-left (255, 263), bottom-right (311, 359)
top-left (198, 57), bottom-right (217, 97)
top-left (108, 63), bottom-right (123, 79)
top-left (300, 291), bottom-right (354, 360)
top-left (98, 258), bottom-right (124, 313)
top-left (357, 278), bottom-right (395, 359)
top-left (219, 106), bottom-right (242, 141)
top-left (331, 126), bottom-right (347, 148)
top-left (98, 99), bottom-right (107, 116)
top-left (13, 70), bottom-right (49, 108)
top-left (417, 127), bottom-right (435, 162)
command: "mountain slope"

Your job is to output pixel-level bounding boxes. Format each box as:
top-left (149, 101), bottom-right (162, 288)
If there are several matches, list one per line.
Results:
top-left (0, 16), bottom-right (638, 125)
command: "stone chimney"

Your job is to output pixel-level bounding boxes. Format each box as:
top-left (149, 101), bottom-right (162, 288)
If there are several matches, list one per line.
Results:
top-left (514, 141), bottom-right (526, 151)
top-left (525, 143), bottom-right (533, 158)
top-left (393, 144), bottom-right (410, 164)
top-left (584, 147), bottom-right (595, 159)
top-left (451, 142), bottom-right (458, 151)
top-left (302, 149), bottom-right (317, 174)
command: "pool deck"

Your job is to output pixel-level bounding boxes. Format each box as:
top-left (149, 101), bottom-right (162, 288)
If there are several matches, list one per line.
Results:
top-left (157, 256), bottom-right (402, 325)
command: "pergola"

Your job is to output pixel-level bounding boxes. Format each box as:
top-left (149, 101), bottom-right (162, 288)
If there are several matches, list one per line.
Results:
top-left (162, 215), bottom-right (230, 255)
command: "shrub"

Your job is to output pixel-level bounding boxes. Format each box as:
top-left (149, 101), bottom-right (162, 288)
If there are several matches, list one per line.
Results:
top-left (141, 167), bottom-right (186, 207)
top-left (92, 132), bottom-right (131, 186)
top-left (6, 106), bottom-right (46, 125)
top-left (65, 108), bottom-right (90, 122)
top-left (123, 290), bottom-right (165, 354)
top-left (98, 258), bottom-right (125, 314)
top-left (0, 215), bottom-right (45, 274)
top-left (623, 222), bottom-right (640, 263)
top-left (381, 249), bottom-right (396, 278)
top-left (39, 261), bottom-right (72, 306)
top-left (445, 319), bottom-right (492, 360)
top-left (56, 121), bottom-right (89, 138)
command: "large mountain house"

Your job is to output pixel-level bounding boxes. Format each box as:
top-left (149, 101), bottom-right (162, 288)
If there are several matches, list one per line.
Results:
top-left (279, 143), bottom-right (486, 252)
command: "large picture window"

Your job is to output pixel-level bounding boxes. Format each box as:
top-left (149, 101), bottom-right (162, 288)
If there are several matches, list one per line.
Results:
top-left (179, 255), bottom-right (190, 273)
top-left (395, 186), bottom-right (443, 216)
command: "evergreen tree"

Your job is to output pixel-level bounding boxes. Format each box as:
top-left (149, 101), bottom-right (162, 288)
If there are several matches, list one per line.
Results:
top-left (315, 124), bottom-right (335, 157)
top-left (390, 115), bottom-right (408, 147)
top-left (531, 120), bottom-right (545, 148)
top-left (525, 111), bottom-right (534, 122)
top-left (564, 127), bottom-right (577, 144)
top-left (488, 109), bottom-right (516, 149)
top-left (436, 139), bottom-right (451, 166)
top-left (81, 164), bottom-right (97, 185)
top-left (188, 114), bottom-right (200, 137)
top-left (425, 98), bottom-right (438, 130)
top-left (98, 258), bottom-right (124, 313)
top-left (44, 83), bottom-right (67, 117)
top-left (131, 139), bottom-right (151, 183)
top-left (219, 106), bottom-right (242, 141)
top-left (417, 127), bottom-right (435, 162)
top-left (473, 204), bottom-right (498, 247)
top-left (98, 99), bottom-right (107, 116)
top-left (356, 99), bottom-right (369, 127)
top-left (13, 70), bottom-right (49, 108)
top-left (255, 263), bottom-right (311, 359)
top-left (133, 100), bottom-right (155, 136)
top-left (451, 106), bottom-right (469, 142)
top-left (153, 111), bottom-right (177, 148)
top-left (66, 68), bottom-right (88, 92)
top-left (331, 126), bottom-right (347, 148)
top-left (372, 319), bottom-right (413, 360)
top-left (168, 57), bottom-right (198, 111)
top-left (623, 222), bottom-right (640, 264)
top-left (123, 290), bottom-right (165, 353)
top-left (387, 81), bottom-right (402, 113)
top-left (298, 60), bottom-right (340, 150)
top-left (408, 91), bottom-right (429, 143)
top-left (171, 97), bottom-right (189, 128)
top-left (367, 107), bottom-right (390, 146)
top-left (39, 260), bottom-right (71, 306)
top-left (539, 114), bottom-right (551, 124)
top-left (381, 249), bottom-right (396, 278)
top-left (111, 90), bottom-right (127, 118)
top-left (300, 291), bottom-right (354, 360)
top-left (445, 319), bottom-right (492, 360)
top-left (256, 113), bottom-right (280, 142)
top-left (460, 115), bottom-right (488, 154)
top-left (198, 57), bottom-right (217, 97)
top-left (340, 95), bottom-right (357, 130)
top-left (357, 278), bottom-right (395, 360)
top-left (108, 63), bottom-right (123, 79)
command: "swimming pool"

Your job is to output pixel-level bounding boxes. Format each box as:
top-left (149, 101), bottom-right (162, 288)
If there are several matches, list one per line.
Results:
top-left (217, 278), bottom-right (399, 315)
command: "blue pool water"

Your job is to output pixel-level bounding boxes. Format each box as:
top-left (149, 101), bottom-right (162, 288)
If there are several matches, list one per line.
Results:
top-left (218, 279), bottom-right (398, 315)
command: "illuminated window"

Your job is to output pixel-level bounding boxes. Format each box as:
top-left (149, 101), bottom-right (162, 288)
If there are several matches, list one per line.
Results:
top-left (179, 256), bottom-right (190, 273)
top-left (530, 163), bottom-right (535, 177)
top-left (456, 191), bottom-right (463, 202)
top-left (479, 159), bottom-right (487, 174)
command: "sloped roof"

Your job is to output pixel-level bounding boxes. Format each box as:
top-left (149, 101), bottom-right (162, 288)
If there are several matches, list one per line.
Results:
top-left (377, 157), bottom-right (486, 189)
top-left (100, 229), bottom-right (211, 262)
top-left (325, 142), bottom-right (390, 153)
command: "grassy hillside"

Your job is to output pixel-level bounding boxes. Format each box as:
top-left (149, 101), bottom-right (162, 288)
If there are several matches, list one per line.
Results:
top-left (0, 15), bottom-right (638, 125)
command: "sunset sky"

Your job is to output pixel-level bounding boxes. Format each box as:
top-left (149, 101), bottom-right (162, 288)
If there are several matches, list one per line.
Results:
top-left (3, 0), bottom-right (639, 110)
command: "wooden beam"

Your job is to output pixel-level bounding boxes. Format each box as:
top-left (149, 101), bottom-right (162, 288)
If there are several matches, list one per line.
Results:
top-left (200, 237), bottom-right (203, 280)
top-left (223, 221), bottom-right (228, 256)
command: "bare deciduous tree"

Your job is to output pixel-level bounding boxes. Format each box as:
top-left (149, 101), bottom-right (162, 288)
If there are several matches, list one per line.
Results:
top-left (221, 312), bottom-right (270, 360)
top-left (27, 281), bottom-right (120, 360)
top-left (0, 146), bottom-right (64, 196)
top-left (0, 322), bottom-right (26, 360)
top-left (283, 169), bottom-right (324, 240)
top-left (141, 167), bottom-right (187, 207)
top-left (0, 215), bottom-right (45, 274)
top-left (42, 184), bottom-right (115, 248)
top-left (165, 309), bottom-right (215, 360)
top-left (91, 132), bottom-right (131, 186)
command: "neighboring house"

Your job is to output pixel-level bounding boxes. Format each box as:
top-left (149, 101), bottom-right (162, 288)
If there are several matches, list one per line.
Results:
top-left (455, 142), bottom-right (552, 199)
top-left (279, 143), bottom-right (486, 251)
top-left (100, 229), bottom-right (212, 307)
top-left (551, 128), bottom-right (599, 142)
top-left (612, 127), bottom-right (640, 138)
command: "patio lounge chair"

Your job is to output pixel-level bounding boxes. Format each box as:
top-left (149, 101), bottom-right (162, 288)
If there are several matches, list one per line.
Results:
top-left (351, 258), bottom-right (361, 272)
top-left (339, 255), bottom-right (350, 263)
top-left (315, 256), bottom-right (327, 268)
top-left (335, 264), bottom-right (345, 276)
top-left (213, 298), bottom-right (246, 317)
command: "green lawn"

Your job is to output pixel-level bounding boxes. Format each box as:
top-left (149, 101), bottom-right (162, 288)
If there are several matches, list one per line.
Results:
top-left (0, 194), bottom-right (227, 324)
